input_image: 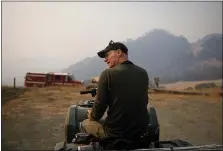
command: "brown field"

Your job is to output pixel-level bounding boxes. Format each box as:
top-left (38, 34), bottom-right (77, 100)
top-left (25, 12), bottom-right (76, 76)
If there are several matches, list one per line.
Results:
top-left (161, 79), bottom-right (222, 90)
top-left (1, 82), bottom-right (222, 150)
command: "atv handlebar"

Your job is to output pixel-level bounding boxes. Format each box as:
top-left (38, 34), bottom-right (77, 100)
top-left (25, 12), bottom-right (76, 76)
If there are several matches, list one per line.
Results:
top-left (80, 90), bottom-right (93, 94)
top-left (80, 88), bottom-right (97, 97)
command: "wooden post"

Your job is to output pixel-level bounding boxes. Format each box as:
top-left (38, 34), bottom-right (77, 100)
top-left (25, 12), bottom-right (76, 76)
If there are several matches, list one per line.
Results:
top-left (13, 77), bottom-right (16, 88)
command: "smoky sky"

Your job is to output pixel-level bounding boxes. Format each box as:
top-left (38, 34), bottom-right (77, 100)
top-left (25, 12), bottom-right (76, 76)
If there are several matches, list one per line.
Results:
top-left (2, 2), bottom-right (222, 85)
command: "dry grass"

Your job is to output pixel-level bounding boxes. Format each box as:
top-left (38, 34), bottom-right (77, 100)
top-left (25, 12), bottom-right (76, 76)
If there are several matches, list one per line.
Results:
top-left (158, 79), bottom-right (222, 97)
top-left (1, 86), bottom-right (29, 105)
top-left (1, 83), bottom-right (222, 150)
top-left (161, 79), bottom-right (222, 90)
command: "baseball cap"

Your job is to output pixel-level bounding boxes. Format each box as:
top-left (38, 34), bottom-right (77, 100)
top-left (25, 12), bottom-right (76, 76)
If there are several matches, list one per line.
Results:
top-left (97, 40), bottom-right (128, 58)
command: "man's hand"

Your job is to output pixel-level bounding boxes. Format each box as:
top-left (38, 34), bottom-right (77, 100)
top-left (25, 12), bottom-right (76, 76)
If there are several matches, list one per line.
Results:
top-left (87, 109), bottom-right (93, 121)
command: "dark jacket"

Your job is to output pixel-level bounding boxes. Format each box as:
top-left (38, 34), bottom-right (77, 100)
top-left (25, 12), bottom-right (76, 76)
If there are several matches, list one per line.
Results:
top-left (90, 61), bottom-right (150, 140)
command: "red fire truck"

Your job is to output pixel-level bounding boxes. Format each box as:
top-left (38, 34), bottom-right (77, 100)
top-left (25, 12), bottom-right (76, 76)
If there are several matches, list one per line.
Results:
top-left (24, 72), bottom-right (83, 87)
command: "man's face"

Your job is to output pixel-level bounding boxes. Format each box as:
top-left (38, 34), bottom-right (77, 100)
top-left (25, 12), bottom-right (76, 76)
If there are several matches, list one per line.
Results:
top-left (104, 50), bottom-right (119, 68)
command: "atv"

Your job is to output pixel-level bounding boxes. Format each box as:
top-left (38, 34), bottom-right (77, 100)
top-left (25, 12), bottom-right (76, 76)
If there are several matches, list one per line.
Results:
top-left (54, 88), bottom-right (222, 151)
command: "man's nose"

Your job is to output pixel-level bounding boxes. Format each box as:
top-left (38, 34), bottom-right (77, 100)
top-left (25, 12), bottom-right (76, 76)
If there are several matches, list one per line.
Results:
top-left (104, 58), bottom-right (108, 62)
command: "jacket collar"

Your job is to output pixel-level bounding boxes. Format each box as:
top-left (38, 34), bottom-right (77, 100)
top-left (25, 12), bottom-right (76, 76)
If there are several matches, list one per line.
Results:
top-left (121, 60), bottom-right (134, 65)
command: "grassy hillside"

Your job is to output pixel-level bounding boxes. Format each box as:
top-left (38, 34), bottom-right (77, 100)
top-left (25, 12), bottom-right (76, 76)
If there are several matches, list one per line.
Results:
top-left (63, 30), bottom-right (222, 83)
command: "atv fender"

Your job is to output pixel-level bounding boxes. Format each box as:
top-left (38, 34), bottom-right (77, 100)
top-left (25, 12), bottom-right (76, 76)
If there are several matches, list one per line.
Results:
top-left (148, 104), bottom-right (160, 143)
top-left (65, 104), bottom-right (106, 143)
top-left (65, 105), bottom-right (90, 143)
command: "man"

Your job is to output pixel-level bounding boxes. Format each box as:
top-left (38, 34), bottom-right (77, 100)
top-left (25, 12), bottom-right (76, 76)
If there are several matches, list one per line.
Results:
top-left (82, 40), bottom-right (150, 148)
top-left (154, 77), bottom-right (160, 88)
top-left (85, 78), bottom-right (98, 90)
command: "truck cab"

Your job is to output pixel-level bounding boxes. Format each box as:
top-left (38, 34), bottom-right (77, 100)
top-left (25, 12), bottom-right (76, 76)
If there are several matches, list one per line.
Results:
top-left (46, 72), bottom-right (82, 86)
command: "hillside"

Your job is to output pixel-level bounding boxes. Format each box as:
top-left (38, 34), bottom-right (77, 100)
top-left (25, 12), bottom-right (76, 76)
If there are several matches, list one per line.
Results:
top-left (63, 29), bottom-right (222, 83)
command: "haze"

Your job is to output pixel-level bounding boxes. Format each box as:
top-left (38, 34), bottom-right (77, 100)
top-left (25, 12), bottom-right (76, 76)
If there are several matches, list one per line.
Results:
top-left (2, 2), bottom-right (222, 86)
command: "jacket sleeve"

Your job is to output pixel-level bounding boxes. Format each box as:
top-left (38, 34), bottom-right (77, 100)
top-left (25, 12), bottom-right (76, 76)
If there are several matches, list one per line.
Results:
top-left (90, 69), bottom-right (109, 121)
top-left (146, 72), bottom-right (149, 105)
top-left (143, 70), bottom-right (149, 105)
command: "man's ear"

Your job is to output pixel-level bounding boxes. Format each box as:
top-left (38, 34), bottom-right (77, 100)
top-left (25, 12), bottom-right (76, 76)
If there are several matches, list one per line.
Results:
top-left (117, 50), bottom-right (122, 57)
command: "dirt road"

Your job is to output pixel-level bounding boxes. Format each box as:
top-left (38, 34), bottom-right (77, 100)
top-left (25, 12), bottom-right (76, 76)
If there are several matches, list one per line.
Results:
top-left (2, 86), bottom-right (222, 150)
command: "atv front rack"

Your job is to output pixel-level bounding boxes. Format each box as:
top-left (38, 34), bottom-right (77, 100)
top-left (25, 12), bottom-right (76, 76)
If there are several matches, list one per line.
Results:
top-left (55, 141), bottom-right (222, 151)
top-left (76, 144), bottom-right (223, 151)
top-left (133, 144), bottom-right (223, 151)
top-left (80, 88), bottom-right (97, 97)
